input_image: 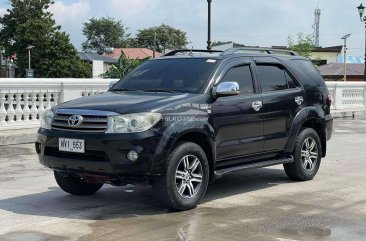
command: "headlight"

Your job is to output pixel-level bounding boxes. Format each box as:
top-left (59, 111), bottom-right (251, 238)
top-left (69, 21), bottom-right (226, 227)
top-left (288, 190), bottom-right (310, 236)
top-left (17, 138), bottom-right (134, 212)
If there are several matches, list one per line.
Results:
top-left (107, 113), bottom-right (161, 133)
top-left (41, 109), bottom-right (54, 130)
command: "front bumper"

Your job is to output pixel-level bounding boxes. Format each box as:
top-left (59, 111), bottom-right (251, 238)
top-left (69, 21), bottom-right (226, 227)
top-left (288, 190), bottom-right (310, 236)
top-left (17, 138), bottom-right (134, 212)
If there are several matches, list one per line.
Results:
top-left (36, 128), bottom-right (164, 177)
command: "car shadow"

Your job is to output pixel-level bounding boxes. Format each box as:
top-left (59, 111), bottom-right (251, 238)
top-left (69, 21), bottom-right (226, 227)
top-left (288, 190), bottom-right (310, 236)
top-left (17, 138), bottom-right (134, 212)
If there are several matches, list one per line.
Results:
top-left (0, 167), bottom-right (291, 220)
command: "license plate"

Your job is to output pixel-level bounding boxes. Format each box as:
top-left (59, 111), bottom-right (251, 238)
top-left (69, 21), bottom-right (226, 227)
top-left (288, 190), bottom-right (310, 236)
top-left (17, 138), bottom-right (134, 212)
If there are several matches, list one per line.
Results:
top-left (59, 138), bottom-right (85, 153)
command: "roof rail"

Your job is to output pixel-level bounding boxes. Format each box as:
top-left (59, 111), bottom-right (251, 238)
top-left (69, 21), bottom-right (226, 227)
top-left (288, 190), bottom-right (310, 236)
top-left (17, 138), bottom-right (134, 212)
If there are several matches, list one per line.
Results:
top-left (163, 49), bottom-right (223, 57)
top-left (221, 47), bottom-right (299, 56)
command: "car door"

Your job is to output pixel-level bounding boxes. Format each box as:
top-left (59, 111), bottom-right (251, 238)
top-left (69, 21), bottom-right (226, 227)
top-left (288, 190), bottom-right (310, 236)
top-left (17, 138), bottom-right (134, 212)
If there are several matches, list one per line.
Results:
top-left (253, 57), bottom-right (305, 152)
top-left (212, 58), bottom-right (264, 165)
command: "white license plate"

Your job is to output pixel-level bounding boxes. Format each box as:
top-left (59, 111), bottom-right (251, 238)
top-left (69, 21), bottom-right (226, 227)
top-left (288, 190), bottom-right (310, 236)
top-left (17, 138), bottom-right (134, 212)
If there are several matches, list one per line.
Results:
top-left (59, 138), bottom-right (85, 153)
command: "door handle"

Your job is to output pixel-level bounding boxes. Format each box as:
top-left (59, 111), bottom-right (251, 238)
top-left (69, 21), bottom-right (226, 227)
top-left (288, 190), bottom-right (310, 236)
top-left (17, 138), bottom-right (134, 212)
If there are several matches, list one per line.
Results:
top-left (295, 96), bottom-right (304, 106)
top-left (252, 101), bottom-right (262, 112)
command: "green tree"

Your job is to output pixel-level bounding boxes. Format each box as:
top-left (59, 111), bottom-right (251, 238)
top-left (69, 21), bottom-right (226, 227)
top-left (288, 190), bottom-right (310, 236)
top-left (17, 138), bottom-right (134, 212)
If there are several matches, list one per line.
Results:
top-left (135, 24), bottom-right (188, 53)
top-left (287, 33), bottom-right (315, 58)
top-left (82, 17), bottom-right (130, 54)
top-left (0, 0), bottom-right (90, 78)
top-left (101, 54), bottom-right (145, 79)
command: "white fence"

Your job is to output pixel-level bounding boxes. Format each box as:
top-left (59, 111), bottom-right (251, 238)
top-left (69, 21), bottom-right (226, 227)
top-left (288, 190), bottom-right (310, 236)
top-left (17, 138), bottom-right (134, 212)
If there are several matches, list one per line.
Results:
top-left (0, 78), bottom-right (117, 131)
top-left (326, 82), bottom-right (366, 110)
top-left (0, 79), bottom-right (365, 131)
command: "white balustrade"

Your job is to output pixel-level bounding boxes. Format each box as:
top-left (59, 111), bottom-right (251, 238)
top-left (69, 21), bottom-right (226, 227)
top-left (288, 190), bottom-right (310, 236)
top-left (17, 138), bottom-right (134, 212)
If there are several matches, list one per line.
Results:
top-left (0, 78), bottom-right (117, 130)
top-left (327, 82), bottom-right (366, 110)
top-left (0, 79), bottom-right (365, 131)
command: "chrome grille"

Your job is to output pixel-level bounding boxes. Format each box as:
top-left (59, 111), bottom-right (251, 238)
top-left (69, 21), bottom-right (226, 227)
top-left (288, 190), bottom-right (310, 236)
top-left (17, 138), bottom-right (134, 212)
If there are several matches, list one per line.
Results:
top-left (51, 114), bottom-right (108, 132)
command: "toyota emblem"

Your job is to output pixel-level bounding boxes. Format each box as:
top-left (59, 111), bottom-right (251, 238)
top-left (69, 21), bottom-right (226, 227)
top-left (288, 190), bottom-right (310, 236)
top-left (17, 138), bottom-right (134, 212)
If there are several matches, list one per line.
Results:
top-left (68, 115), bottom-right (83, 127)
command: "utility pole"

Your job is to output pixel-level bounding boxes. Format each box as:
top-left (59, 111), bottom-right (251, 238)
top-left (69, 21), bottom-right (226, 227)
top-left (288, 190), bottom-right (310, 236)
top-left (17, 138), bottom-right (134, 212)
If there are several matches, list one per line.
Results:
top-left (153, 31), bottom-right (157, 58)
top-left (207, 0), bottom-right (212, 50)
top-left (341, 34), bottom-right (351, 82)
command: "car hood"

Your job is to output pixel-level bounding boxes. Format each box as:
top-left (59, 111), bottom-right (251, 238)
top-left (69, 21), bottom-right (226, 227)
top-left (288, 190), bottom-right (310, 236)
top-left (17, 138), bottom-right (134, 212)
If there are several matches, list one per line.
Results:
top-left (55, 91), bottom-right (202, 114)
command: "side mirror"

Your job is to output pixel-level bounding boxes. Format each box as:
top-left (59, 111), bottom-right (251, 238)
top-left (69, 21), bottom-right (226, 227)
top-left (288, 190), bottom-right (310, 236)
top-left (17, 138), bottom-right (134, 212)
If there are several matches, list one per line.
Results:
top-left (213, 82), bottom-right (240, 98)
top-left (109, 81), bottom-right (117, 90)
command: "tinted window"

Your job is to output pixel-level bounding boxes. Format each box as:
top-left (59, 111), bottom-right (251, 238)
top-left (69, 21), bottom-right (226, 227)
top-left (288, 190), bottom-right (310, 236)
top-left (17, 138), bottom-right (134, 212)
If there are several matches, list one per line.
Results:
top-left (256, 65), bottom-right (288, 92)
top-left (112, 59), bottom-right (217, 94)
top-left (220, 65), bottom-right (254, 95)
top-left (285, 72), bottom-right (297, 89)
top-left (287, 59), bottom-right (326, 87)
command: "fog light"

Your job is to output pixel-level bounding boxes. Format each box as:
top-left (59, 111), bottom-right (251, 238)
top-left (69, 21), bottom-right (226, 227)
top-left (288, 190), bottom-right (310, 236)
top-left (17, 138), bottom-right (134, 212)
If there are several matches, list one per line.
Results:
top-left (127, 150), bottom-right (139, 162)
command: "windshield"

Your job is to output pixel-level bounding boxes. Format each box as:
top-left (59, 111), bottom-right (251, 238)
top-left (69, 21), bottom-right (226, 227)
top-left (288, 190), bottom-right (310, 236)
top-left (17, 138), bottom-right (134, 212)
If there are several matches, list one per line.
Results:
top-left (111, 58), bottom-right (217, 94)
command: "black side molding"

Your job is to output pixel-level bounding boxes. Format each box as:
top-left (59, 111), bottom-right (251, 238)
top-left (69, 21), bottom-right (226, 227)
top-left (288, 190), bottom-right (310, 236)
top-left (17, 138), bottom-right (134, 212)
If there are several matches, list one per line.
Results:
top-left (214, 157), bottom-right (294, 180)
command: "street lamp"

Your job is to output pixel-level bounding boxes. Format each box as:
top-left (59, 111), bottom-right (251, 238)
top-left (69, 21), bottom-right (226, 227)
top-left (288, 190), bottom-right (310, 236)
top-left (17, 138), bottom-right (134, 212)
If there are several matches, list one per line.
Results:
top-left (26, 45), bottom-right (35, 78)
top-left (341, 34), bottom-right (351, 82)
top-left (207, 0), bottom-right (212, 50)
top-left (27, 45), bottom-right (34, 69)
top-left (357, 3), bottom-right (366, 81)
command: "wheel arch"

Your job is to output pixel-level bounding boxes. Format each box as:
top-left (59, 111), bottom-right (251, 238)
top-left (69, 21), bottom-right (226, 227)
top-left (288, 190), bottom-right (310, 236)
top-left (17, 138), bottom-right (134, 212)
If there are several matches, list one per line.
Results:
top-left (151, 121), bottom-right (216, 180)
top-left (175, 131), bottom-right (216, 183)
top-left (285, 107), bottom-right (327, 157)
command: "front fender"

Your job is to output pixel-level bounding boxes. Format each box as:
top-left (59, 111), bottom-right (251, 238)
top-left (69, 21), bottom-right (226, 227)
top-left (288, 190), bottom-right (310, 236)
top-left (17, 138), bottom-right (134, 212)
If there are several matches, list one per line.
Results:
top-left (284, 107), bottom-right (326, 153)
top-left (150, 121), bottom-right (215, 174)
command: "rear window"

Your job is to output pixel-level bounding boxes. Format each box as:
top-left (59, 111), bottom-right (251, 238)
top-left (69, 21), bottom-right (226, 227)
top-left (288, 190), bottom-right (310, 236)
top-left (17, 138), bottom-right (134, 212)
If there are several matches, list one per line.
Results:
top-left (112, 58), bottom-right (217, 94)
top-left (286, 60), bottom-right (326, 87)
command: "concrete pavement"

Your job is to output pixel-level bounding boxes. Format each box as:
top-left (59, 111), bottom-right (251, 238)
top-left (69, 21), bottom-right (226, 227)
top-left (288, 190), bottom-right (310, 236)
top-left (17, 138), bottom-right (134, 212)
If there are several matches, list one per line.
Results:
top-left (0, 118), bottom-right (366, 241)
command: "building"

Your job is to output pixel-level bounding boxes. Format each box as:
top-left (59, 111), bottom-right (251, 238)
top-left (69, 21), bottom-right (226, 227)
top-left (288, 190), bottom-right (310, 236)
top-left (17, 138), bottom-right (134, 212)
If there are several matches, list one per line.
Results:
top-left (310, 46), bottom-right (343, 65)
top-left (78, 52), bottom-right (117, 78)
top-left (0, 51), bottom-right (17, 78)
top-left (318, 63), bottom-right (364, 81)
top-left (107, 48), bottom-right (162, 60)
top-left (273, 45), bottom-right (343, 65)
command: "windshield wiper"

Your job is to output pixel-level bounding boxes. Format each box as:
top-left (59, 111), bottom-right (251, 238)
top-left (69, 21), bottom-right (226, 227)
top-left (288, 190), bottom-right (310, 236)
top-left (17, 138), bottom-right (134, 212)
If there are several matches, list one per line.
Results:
top-left (110, 88), bottom-right (139, 92)
top-left (141, 89), bottom-right (179, 93)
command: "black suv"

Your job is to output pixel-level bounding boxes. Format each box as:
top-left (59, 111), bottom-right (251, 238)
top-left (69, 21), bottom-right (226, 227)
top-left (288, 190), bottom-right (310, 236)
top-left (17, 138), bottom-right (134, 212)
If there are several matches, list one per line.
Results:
top-left (36, 48), bottom-right (333, 210)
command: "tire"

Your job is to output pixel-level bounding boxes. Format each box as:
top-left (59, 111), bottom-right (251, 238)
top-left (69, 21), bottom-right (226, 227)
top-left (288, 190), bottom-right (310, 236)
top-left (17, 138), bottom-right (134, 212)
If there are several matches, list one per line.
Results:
top-left (153, 142), bottom-right (210, 211)
top-left (54, 171), bottom-right (103, 196)
top-left (284, 128), bottom-right (322, 181)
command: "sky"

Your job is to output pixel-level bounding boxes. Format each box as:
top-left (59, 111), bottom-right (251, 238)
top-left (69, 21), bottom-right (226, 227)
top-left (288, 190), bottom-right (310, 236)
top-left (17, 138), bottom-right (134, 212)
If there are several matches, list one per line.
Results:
top-left (0, 0), bottom-right (364, 56)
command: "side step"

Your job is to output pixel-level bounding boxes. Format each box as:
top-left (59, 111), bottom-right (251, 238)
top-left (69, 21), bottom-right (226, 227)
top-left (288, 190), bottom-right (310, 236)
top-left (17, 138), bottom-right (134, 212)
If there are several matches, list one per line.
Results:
top-left (214, 157), bottom-right (294, 180)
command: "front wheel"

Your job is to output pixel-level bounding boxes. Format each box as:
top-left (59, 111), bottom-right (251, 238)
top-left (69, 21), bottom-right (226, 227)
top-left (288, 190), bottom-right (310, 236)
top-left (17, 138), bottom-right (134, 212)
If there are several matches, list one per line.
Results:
top-left (153, 142), bottom-right (210, 211)
top-left (54, 171), bottom-right (103, 196)
top-left (284, 128), bottom-right (322, 181)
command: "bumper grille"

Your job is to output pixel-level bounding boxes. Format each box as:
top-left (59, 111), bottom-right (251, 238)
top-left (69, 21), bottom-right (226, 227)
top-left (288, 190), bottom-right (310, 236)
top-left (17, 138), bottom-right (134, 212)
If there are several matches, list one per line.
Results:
top-left (51, 114), bottom-right (108, 132)
top-left (44, 147), bottom-right (109, 162)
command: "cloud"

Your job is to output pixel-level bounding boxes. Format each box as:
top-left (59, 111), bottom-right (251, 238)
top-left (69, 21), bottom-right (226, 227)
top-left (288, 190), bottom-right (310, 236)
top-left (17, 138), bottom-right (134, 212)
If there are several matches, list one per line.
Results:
top-left (49, 0), bottom-right (92, 49)
top-left (0, 8), bottom-right (7, 17)
top-left (50, 0), bottom-right (91, 24)
top-left (108, 0), bottom-right (150, 17)
top-left (25, 0), bottom-right (363, 55)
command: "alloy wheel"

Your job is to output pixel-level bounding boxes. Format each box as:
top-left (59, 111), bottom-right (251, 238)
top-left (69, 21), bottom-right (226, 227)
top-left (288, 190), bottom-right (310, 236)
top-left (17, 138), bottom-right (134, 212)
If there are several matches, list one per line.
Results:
top-left (301, 137), bottom-right (318, 171)
top-left (175, 155), bottom-right (203, 199)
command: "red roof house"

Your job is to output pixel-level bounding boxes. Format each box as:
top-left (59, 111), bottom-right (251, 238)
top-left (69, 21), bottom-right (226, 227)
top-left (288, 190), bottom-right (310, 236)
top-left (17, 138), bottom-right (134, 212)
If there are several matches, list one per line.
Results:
top-left (107, 48), bottom-right (162, 60)
top-left (318, 63), bottom-right (365, 81)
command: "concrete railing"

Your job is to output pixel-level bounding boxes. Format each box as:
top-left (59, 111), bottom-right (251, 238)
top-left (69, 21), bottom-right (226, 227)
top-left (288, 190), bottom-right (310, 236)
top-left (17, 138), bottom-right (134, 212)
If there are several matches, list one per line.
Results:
top-left (0, 79), bottom-right (365, 130)
top-left (326, 82), bottom-right (366, 110)
top-left (0, 78), bottom-right (117, 131)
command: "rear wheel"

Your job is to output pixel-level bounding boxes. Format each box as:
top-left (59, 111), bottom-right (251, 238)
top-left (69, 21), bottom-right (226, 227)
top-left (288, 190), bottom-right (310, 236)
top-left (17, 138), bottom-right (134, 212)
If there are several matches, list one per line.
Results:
top-left (54, 171), bottom-right (103, 196)
top-left (284, 128), bottom-right (322, 181)
top-left (153, 142), bottom-right (209, 211)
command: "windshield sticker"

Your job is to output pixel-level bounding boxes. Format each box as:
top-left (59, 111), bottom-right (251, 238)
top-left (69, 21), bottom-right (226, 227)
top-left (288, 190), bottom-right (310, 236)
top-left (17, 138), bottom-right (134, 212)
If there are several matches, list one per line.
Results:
top-left (206, 59), bottom-right (217, 63)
